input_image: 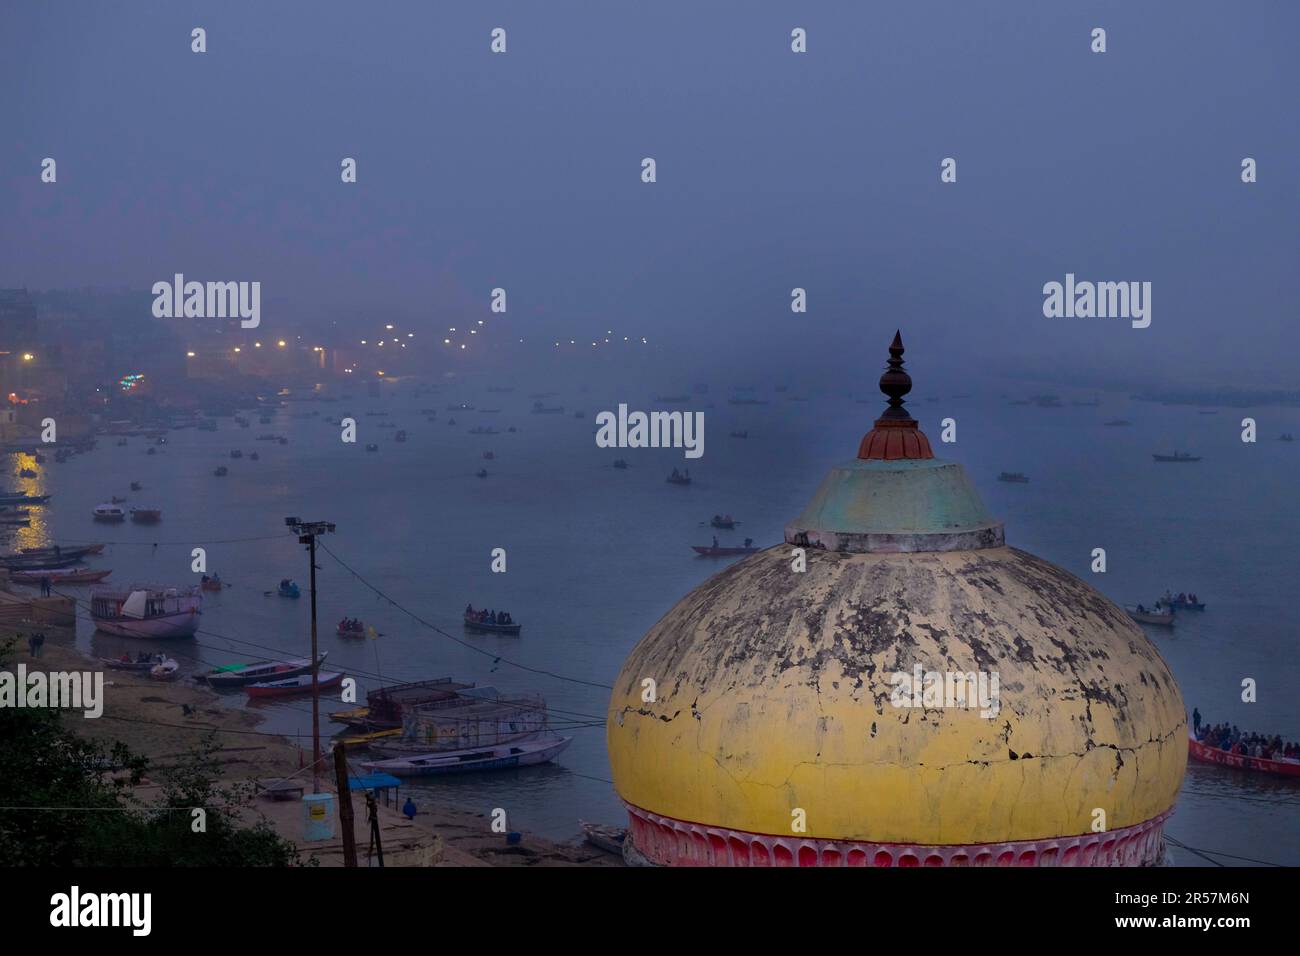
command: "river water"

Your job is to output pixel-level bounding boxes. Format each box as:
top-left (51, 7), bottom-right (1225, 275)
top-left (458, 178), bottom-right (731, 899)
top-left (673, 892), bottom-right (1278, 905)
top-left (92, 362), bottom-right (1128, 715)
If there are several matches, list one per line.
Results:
top-left (5, 378), bottom-right (1297, 865)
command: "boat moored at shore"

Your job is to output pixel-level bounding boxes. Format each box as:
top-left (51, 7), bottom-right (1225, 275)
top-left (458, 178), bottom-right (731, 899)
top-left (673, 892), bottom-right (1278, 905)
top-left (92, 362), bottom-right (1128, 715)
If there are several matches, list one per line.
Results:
top-left (90, 585), bottom-right (202, 639)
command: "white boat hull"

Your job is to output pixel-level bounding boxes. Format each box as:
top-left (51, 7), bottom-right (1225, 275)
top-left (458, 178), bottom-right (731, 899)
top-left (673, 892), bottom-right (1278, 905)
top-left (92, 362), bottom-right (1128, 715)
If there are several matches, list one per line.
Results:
top-left (92, 611), bottom-right (200, 639)
top-left (361, 734), bottom-right (572, 777)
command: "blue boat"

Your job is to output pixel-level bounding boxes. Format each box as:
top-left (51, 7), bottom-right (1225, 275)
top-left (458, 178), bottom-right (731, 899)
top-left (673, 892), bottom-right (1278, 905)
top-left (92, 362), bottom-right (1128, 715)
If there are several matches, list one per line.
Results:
top-left (277, 579), bottom-right (301, 599)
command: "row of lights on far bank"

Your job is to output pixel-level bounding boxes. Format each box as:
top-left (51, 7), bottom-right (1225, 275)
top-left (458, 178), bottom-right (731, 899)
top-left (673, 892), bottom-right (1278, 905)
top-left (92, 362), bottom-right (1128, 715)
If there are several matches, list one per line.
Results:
top-left (184, 340), bottom-right (323, 357)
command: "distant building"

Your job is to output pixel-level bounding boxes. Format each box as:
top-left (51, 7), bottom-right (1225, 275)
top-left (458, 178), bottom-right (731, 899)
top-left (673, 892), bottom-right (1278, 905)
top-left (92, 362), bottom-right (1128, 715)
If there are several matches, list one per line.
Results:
top-left (0, 289), bottom-right (38, 348)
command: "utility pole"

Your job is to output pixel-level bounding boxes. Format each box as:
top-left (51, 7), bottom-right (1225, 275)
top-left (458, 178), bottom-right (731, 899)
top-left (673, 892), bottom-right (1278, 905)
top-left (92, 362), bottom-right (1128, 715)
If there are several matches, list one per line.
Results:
top-left (285, 516), bottom-right (335, 792)
top-left (333, 742), bottom-right (358, 867)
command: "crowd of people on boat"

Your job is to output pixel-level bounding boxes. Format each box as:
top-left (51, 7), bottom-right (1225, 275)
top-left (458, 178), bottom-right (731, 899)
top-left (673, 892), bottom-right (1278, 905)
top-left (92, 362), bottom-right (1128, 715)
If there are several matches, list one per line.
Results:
top-left (465, 604), bottom-right (514, 626)
top-left (338, 617), bottom-right (363, 633)
top-left (1192, 709), bottom-right (1300, 762)
top-left (1162, 590), bottom-right (1199, 606)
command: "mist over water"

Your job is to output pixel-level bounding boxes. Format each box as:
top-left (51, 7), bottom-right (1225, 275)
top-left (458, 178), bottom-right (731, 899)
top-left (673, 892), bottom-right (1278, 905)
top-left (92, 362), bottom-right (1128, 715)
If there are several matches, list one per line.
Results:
top-left (3, 0), bottom-right (1298, 868)
top-left (11, 378), bottom-right (1297, 863)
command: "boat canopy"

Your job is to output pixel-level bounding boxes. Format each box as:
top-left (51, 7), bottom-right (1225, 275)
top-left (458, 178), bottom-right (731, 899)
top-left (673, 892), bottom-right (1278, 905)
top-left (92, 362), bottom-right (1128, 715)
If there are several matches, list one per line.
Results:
top-left (121, 590), bottom-right (149, 619)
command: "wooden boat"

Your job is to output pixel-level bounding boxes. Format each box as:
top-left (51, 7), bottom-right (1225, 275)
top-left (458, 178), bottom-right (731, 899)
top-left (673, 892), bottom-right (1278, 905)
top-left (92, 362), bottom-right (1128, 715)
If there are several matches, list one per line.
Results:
top-left (203, 654), bottom-right (326, 689)
top-left (693, 544), bottom-right (759, 556)
top-left (0, 553), bottom-right (83, 571)
top-left (213, 466), bottom-right (228, 476)
top-left (337, 621), bottom-right (366, 638)
top-left (130, 508), bottom-right (162, 524)
top-left (17, 544), bottom-right (100, 560)
top-left (666, 473), bottom-right (692, 486)
top-left (475, 468), bottom-right (488, 478)
top-left (0, 492), bottom-right (50, 505)
top-left (1279, 434), bottom-right (1294, 443)
top-left (338, 728), bottom-right (403, 747)
top-left (11, 567), bottom-right (111, 585)
top-left (90, 586), bottom-right (202, 638)
top-left (580, 821), bottom-right (628, 855)
top-left (1188, 734), bottom-right (1300, 778)
top-left (1162, 594), bottom-right (1205, 611)
top-left (351, 678), bottom-right (478, 730)
top-left (1126, 606), bottom-right (1174, 627)
top-left (997, 472), bottom-right (1029, 483)
top-left (370, 693), bottom-right (548, 756)
top-left (99, 653), bottom-right (171, 672)
top-left (359, 733), bottom-right (572, 777)
top-left (200, 575), bottom-right (224, 591)
top-left (92, 503), bottom-right (126, 522)
top-left (482, 451), bottom-right (495, 460)
top-left (277, 580), bottom-right (301, 599)
top-left (710, 516), bottom-right (738, 529)
top-left (229, 450), bottom-right (242, 459)
top-left (464, 613), bottom-right (521, 635)
top-left (247, 670), bottom-right (344, 699)
top-left (612, 459), bottom-right (629, 469)
top-left (1153, 452), bottom-right (1201, 462)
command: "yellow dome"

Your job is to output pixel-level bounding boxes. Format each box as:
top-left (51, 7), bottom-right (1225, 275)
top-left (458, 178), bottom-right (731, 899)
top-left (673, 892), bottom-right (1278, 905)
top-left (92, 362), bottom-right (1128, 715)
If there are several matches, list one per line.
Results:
top-left (606, 334), bottom-right (1186, 866)
top-left (607, 545), bottom-right (1186, 849)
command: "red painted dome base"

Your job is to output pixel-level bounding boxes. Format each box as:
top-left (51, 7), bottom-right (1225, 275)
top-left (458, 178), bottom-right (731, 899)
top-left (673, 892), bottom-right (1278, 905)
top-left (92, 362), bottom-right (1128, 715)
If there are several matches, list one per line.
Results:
top-left (625, 803), bottom-right (1172, 867)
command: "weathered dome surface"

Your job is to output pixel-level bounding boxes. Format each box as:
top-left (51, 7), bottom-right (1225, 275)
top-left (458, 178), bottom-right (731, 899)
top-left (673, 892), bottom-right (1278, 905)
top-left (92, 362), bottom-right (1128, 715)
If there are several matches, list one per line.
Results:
top-left (607, 545), bottom-right (1186, 861)
top-left (606, 334), bottom-right (1186, 867)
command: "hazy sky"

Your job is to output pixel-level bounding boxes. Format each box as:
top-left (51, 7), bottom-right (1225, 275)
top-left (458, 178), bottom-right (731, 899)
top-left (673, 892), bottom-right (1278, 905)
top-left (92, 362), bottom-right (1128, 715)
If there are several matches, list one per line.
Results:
top-left (3, 1), bottom-right (1298, 388)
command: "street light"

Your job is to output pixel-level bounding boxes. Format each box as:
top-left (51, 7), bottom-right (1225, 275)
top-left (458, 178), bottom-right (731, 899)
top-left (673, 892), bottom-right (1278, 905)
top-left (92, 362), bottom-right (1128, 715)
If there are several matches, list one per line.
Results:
top-left (284, 516), bottom-right (336, 792)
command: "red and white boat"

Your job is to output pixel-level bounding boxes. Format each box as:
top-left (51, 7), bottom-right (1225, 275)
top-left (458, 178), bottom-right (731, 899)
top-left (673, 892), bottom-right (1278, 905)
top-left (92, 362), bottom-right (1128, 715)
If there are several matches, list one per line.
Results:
top-left (90, 585), bottom-right (202, 639)
top-left (1188, 734), bottom-right (1300, 778)
top-left (246, 671), bottom-right (345, 699)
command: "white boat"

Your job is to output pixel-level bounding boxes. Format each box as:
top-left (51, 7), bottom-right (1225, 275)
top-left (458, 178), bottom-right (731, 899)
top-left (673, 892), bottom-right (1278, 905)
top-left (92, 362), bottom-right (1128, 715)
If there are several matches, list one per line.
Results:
top-left (92, 503), bottom-right (126, 522)
top-left (148, 659), bottom-right (180, 681)
top-left (90, 585), bottom-right (202, 638)
top-left (359, 732), bottom-right (572, 777)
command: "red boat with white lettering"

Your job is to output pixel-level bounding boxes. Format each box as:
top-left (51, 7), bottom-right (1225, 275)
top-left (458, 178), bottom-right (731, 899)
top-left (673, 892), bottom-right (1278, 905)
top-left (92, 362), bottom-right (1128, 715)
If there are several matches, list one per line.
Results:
top-left (1188, 734), bottom-right (1300, 778)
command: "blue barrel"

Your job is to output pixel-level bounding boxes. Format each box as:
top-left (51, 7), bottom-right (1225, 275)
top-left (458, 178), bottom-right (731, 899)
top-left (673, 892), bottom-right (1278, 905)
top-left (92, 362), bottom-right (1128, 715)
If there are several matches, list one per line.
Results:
top-left (302, 792), bottom-right (336, 841)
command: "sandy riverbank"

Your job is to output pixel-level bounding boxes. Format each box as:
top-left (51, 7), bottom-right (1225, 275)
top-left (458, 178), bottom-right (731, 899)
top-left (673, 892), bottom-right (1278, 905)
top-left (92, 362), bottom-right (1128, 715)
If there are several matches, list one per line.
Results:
top-left (2, 629), bottom-right (621, 867)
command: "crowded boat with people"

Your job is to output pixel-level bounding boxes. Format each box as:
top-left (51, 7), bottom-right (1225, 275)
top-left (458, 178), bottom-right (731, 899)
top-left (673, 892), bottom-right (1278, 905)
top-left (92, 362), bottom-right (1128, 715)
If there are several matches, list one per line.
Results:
top-left (463, 604), bottom-right (521, 634)
top-left (1189, 710), bottom-right (1300, 778)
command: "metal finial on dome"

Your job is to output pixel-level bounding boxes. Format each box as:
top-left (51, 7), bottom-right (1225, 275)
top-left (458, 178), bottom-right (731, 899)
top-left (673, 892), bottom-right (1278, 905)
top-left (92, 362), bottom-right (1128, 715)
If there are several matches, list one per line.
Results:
top-left (878, 330), bottom-right (913, 421)
top-left (857, 331), bottom-right (933, 460)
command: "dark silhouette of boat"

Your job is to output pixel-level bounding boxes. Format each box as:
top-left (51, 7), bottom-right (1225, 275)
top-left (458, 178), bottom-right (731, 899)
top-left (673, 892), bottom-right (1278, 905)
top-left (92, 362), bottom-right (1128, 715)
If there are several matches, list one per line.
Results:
top-left (997, 472), bottom-right (1029, 483)
top-left (464, 613), bottom-right (521, 635)
top-left (693, 542), bottom-right (759, 557)
top-left (1153, 451), bottom-right (1201, 462)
